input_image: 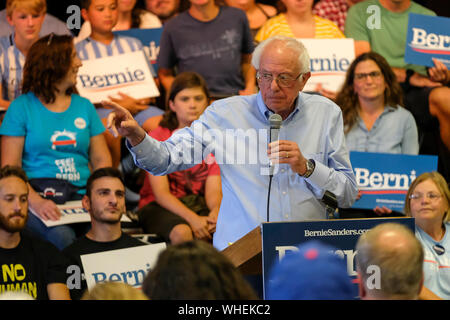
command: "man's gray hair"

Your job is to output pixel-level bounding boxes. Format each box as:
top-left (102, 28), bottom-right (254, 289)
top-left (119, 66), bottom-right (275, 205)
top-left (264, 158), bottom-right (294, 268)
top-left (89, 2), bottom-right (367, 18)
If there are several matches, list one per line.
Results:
top-left (356, 223), bottom-right (423, 299)
top-left (251, 36), bottom-right (310, 73)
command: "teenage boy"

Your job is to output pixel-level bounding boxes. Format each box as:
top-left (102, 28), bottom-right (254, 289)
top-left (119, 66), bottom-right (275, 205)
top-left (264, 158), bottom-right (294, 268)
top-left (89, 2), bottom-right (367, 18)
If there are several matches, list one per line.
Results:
top-left (0, 165), bottom-right (70, 300)
top-left (62, 167), bottom-right (147, 300)
top-left (0, 0), bottom-right (45, 110)
top-left (0, 0), bottom-right (71, 38)
top-left (76, 0), bottom-right (163, 167)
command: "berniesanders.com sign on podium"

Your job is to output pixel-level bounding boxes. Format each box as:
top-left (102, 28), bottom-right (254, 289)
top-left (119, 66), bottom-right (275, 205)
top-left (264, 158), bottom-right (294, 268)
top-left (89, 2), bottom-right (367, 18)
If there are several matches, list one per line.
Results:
top-left (261, 218), bottom-right (415, 299)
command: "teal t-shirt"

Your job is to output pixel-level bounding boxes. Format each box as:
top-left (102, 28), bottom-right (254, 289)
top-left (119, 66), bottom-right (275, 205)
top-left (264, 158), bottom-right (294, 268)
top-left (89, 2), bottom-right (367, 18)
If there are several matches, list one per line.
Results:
top-left (0, 92), bottom-right (105, 189)
top-left (345, 0), bottom-right (435, 75)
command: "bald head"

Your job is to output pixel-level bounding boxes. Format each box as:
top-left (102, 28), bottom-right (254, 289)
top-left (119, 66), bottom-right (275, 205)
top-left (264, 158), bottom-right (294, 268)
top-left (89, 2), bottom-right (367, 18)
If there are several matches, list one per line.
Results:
top-left (375, 225), bottom-right (417, 252)
top-left (356, 223), bottom-right (423, 300)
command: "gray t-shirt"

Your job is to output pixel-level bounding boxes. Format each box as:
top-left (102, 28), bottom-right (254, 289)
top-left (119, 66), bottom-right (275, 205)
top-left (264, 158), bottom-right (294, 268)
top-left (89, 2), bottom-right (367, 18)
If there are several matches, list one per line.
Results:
top-left (157, 6), bottom-right (254, 97)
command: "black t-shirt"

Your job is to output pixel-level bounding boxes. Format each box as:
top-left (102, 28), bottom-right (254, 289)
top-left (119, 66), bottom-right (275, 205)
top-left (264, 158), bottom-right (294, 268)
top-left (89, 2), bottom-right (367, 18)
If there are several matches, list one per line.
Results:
top-left (0, 233), bottom-right (68, 300)
top-left (62, 233), bottom-right (146, 299)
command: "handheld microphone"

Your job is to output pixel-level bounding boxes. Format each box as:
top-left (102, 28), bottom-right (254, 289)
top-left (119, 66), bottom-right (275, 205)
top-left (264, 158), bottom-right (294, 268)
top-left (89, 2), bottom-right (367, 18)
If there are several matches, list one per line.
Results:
top-left (267, 114), bottom-right (282, 222)
top-left (268, 114), bottom-right (282, 177)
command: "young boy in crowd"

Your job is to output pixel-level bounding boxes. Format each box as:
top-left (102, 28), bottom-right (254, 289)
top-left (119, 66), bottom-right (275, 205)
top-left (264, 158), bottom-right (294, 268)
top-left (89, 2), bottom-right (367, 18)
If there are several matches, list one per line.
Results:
top-left (76, 0), bottom-right (163, 167)
top-left (0, 0), bottom-right (46, 110)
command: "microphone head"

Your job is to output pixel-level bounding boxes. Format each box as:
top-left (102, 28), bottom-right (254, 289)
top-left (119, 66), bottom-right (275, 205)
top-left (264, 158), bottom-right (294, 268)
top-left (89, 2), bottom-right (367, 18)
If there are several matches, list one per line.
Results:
top-left (269, 114), bottom-right (282, 129)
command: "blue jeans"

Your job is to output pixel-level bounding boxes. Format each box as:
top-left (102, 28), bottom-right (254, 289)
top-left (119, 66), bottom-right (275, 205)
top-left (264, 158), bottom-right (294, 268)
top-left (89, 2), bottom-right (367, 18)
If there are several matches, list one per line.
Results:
top-left (25, 212), bottom-right (89, 250)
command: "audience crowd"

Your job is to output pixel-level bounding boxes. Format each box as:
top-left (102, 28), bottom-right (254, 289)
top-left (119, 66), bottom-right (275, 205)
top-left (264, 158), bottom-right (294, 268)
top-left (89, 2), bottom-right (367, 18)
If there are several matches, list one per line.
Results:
top-left (0, 0), bottom-right (449, 301)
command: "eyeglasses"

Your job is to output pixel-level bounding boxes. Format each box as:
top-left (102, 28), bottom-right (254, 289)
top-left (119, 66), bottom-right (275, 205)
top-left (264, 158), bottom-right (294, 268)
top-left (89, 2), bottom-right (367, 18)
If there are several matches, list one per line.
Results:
top-left (409, 192), bottom-right (442, 201)
top-left (256, 71), bottom-right (303, 88)
top-left (354, 71), bottom-right (382, 81)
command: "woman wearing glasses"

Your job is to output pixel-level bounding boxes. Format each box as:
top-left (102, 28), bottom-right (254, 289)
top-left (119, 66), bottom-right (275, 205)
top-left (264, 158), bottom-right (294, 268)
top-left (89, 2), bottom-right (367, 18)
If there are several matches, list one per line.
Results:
top-left (336, 52), bottom-right (419, 216)
top-left (336, 52), bottom-right (419, 155)
top-left (404, 171), bottom-right (450, 300)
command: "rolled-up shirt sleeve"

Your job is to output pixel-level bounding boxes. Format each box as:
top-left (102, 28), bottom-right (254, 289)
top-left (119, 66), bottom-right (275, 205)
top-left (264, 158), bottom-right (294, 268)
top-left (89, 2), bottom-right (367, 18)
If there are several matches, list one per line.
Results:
top-left (127, 108), bottom-right (219, 175)
top-left (304, 106), bottom-right (358, 208)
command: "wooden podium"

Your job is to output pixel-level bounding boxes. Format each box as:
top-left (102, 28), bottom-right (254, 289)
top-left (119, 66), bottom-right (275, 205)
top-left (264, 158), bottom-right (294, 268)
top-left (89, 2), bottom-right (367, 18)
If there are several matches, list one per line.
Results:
top-left (221, 226), bottom-right (262, 275)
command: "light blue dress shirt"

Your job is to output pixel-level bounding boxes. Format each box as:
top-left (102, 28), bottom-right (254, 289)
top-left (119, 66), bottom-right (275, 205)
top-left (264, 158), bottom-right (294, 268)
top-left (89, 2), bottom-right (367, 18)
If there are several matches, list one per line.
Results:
top-left (345, 105), bottom-right (419, 155)
top-left (128, 92), bottom-right (358, 250)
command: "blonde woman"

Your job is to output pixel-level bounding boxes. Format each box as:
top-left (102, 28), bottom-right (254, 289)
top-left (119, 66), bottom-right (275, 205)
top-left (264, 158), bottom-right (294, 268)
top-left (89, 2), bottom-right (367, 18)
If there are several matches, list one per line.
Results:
top-left (404, 172), bottom-right (450, 300)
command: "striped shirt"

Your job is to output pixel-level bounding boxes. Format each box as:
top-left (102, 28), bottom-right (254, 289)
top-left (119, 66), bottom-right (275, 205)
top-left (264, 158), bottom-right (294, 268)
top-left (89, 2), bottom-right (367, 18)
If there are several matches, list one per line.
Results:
top-left (255, 14), bottom-right (345, 43)
top-left (75, 35), bottom-right (155, 77)
top-left (75, 35), bottom-right (144, 60)
top-left (0, 34), bottom-right (25, 101)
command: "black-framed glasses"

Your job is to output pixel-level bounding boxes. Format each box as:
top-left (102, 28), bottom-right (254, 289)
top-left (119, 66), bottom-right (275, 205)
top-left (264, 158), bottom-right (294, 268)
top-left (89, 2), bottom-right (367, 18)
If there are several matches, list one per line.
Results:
top-left (256, 71), bottom-right (303, 88)
top-left (354, 70), bottom-right (382, 81)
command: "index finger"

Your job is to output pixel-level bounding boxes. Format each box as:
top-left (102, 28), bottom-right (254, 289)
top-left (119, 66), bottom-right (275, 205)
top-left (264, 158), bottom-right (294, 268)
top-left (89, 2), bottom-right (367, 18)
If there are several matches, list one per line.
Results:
top-left (102, 100), bottom-right (127, 112)
top-left (106, 112), bottom-right (119, 138)
top-left (268, 140), bottom-right (296, 151)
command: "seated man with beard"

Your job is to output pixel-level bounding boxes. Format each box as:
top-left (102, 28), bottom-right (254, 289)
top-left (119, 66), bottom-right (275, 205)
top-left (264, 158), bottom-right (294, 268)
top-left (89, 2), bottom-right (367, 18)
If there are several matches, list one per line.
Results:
top-left (0, 165), bottom-right (70, 300)
top-left (62, 167), bottom-right (147, 300)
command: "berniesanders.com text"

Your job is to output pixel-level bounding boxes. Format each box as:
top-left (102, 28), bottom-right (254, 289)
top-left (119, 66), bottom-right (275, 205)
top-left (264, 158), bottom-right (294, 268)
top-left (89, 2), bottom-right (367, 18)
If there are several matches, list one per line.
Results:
top-left (304, 228), bottom-right (369, 237)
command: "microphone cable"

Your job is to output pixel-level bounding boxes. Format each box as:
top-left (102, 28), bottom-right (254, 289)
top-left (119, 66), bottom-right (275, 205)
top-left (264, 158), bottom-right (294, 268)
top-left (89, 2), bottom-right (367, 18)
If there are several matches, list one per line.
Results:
top-left (267, 174), bottom-right (273, 222)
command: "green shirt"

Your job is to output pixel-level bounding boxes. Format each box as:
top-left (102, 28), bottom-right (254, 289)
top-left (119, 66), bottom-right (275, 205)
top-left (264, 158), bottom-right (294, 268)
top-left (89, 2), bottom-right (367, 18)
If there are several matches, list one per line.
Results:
top-left (345, 0), bottom-right (435, 75)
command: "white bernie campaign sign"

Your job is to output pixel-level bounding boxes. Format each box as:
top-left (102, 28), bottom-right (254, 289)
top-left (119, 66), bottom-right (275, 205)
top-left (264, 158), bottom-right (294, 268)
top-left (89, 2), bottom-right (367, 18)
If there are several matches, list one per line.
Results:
top-left (30, 200), bottom-right (131, 227)
top-left (76, 50), bottom-right (160, 103)
top-left (298, 39), bottom-right (355, 92)
top-left (81, 242), bottom-right (167, 290)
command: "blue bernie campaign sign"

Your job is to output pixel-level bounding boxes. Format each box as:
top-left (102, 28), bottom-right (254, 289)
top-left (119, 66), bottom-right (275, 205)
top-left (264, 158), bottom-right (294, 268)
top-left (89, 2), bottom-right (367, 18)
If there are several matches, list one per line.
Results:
top-left (350, 151), bottom-right (437, 212)
top-left (404, 13), bottom-right (450, 68)
top-left (114, 28), bottom-right (163, 72)
top-left (261, 218), bottom-right (415, 299)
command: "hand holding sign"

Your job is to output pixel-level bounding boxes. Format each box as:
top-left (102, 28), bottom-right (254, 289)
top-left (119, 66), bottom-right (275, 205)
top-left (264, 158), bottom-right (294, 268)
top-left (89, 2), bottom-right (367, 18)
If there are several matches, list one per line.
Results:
top-left (31, 197), bottom-right (62, 221)
top-left (108, 92), bottom-right (149, 116)
top-left (373, 206), bottom-right (393, 216)
top-left (409, 72), bottom-right (441, 88)
top-left (104, 100), bottom-right (147, 146)
top-left (428, 58), bottom-right (450, 84)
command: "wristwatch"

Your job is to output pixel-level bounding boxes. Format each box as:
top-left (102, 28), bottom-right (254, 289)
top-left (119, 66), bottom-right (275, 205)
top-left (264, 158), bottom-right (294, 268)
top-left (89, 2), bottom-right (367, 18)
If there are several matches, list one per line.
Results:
top-left (300, 159), bottom-right (315, 178)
